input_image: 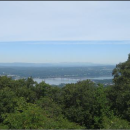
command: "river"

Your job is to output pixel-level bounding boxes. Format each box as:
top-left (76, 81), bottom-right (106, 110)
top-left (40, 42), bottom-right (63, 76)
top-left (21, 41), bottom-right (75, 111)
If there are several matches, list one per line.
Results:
top-left (33, 76), bottom-right (113, 85)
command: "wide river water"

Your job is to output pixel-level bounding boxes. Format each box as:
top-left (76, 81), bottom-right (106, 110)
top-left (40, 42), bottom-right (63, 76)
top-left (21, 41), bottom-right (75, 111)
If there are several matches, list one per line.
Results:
top-left (33, 76), bottom-right (113, 85)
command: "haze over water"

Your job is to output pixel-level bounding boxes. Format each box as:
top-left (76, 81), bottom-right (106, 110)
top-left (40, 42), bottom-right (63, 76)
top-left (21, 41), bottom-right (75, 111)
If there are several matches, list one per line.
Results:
top-left (33, 76), bottom-right (113, 85)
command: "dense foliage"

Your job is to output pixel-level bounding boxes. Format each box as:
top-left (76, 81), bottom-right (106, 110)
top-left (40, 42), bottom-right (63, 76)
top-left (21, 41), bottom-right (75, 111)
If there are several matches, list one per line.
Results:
top-left (0, 54), bottom-right (130, 129)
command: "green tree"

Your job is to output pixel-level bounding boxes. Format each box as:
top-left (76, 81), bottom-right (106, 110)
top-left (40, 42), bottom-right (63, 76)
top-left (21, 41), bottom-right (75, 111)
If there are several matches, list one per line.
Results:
top-left (2, 97), bottom-right (84, 129)
top-left (2, 99), bottom-right (48, 129)
top-left (92, 84), bottom-right (112, 128)
top-left (0, 76), bottom-right (12, 89)
top-left (112, 53), bottom-right (130, 86)
top-left (34, 81), bottom-right (52, 99)
top-left (36, 97), bottom-right (62, 118)
top-left (0, 87), bottom-right (18, 122)
top-left (61, 80), bottom-right (96, 128)
top-left (110, 54), bottom-right (130, 121)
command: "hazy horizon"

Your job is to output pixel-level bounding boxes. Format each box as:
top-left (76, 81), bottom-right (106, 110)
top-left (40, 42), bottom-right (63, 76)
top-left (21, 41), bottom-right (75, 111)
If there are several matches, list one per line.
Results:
top-left (0, 61), bottom-right (118, 65)
top-left (0, 40), bottom-right (130, 64)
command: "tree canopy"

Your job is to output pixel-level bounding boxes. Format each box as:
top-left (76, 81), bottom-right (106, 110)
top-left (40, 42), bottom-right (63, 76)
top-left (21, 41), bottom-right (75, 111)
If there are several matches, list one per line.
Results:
top-left (0, 54), bottom-right (130, 129)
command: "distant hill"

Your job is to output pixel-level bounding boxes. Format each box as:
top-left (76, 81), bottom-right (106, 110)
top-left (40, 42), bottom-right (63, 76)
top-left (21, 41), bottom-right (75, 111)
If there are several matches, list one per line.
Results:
top-left (0, 62), bottom-right (115, 67)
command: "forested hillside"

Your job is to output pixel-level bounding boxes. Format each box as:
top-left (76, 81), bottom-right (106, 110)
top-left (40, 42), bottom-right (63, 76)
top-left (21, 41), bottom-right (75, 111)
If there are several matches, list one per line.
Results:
top-left (0, 54), bottom-right (130, 129)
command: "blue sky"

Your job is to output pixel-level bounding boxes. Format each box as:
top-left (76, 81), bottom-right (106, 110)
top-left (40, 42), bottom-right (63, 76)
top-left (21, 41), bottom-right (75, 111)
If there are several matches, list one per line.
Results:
top-left (0, 2), bottom-right (130, 64)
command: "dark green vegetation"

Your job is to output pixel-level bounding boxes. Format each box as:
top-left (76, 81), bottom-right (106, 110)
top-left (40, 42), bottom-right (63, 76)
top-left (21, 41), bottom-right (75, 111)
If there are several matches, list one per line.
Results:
top-left (0, 55), bottom-right (130, 129)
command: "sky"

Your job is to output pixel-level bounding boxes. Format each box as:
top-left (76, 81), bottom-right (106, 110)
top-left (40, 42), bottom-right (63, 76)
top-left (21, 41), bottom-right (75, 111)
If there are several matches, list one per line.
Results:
top-left (0, 1), bottom-right (130, 64)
